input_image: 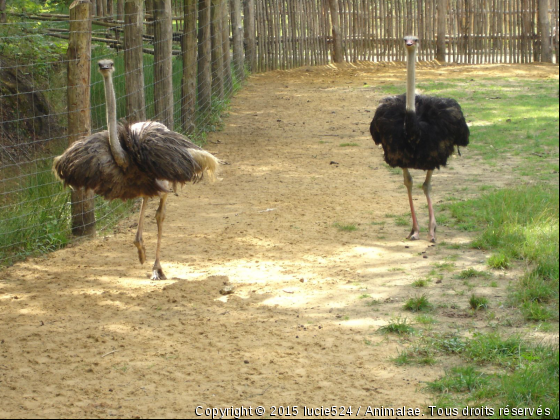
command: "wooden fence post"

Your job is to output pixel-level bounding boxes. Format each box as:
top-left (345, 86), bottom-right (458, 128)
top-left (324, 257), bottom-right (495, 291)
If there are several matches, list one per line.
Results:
top-left (244, 0), bottom-right (256, 72)
top-left (116, 0), bottom-right (124, 20)
top-left (328, 0), bottom-right (344, 63)
top-left (67, 0), bottom-right (95, 237)
top-left (222, 0), bottom-right (233, 93)
top-left (124, 0), bottom-right (146, 122)
top-left (231, 0), bottom-right (245, 80)
top-left (437, 0), bottom-right (448, 62)
top-left (154, 0), bottom-right (174, 128)
top-left (211, 0), bottom-right (225, 101)
top-left (198, 0), bottom-right (213, 115)
top-left (538, 0), bottom-right (553, 62)
top-left (182, 0), bottom-right (198, 133)
top-left (0, 0), bottom-right (7, 24)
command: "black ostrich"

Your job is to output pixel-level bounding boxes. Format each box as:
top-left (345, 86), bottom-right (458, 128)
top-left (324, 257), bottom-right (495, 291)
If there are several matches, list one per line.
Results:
top-left (54, 59), bottom-right (220, 280)
top-left (370, 36), bottom-right (470, 242)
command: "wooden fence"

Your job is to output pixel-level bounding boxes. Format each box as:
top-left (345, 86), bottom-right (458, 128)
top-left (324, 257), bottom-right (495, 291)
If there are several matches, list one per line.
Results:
top-left (252, 0), bottom-right (559, 70)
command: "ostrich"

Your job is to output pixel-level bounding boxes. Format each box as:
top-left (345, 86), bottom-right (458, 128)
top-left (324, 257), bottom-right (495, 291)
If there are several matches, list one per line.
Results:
top-left (54, 59), bottom-right (220, 280)
top-left (370, 36), bottom-right (469, 243)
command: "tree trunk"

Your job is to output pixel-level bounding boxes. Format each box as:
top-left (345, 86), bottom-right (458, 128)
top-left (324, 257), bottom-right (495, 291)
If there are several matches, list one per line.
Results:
top-left (198, 0), bottom-right (212, 115)
top-left (328, 0), bottom-right (343, 63)
top-left (182, 0), bottom-right (198, 133)
top-left (124, 0), bottom-right (146, 122)
top-left (154, 0), bottom-right (174, 129)
top-left (68, 0), bottom-right (96, 237)
top-left (538, 0), bottom-right (553, 62)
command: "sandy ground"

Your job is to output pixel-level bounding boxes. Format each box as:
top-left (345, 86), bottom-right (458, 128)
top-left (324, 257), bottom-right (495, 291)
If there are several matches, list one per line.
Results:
top-left (0, 62), bottom-right (558, 418)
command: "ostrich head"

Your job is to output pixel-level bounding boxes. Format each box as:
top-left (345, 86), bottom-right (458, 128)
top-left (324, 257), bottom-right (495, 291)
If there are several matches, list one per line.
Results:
top-left (98, 59), bottom-right (115, 75)
top-left (404, 36), bottom-right (420, 51)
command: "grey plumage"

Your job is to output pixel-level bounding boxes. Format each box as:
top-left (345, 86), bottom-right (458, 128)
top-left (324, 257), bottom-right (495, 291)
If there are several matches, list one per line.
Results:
top-left (54, 59), bottom-right (220, 280)
top-left (54, 121), bottom-right (215, 200)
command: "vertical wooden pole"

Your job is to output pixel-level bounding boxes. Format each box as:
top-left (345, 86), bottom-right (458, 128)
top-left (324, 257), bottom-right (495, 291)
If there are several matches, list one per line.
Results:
top-left (231, 0), bottom-right (245, 80)
top-left (0, 0), bottom-right (6, 24)
top-left (211, 0), bottom-right (225, 100)
top-left (437, 0), bottom-right (448, 61)
top-left (182, 0), bottom-right (197, 133)
top-left (68, 0), bottom-right (95, 237)
top-left (154, 0), bottom-right (174, 128)
top-left (328, 0), bottom-right (344, 62)
top-left (117, 0), bottom-right (124, 20)
top-left (243, 0), bottom-right (256, 72)
top-left (96, 0), bottom-right (105, 16)
top-left (222, 0), bottom-right (233, 93)
top-left (124, 0), bottom-right (146, 123)
top-left (538, 0), bottom-right (553, 61)
top-left (198, 0), bottom-right (212, 113)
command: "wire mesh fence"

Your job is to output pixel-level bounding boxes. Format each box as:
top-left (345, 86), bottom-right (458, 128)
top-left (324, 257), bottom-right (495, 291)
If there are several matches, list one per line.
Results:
top-left (0, 0), bottom-right (558, 266)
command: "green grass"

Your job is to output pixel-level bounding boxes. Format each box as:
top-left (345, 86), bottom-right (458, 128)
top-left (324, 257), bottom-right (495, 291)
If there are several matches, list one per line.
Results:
top-left (445, 185), bottom-right (559, 321)
top-left (456, 268), bottom-right (491, 279)
top-left (339, 143), bottom-right (360, 147)
top-left (404, 295), bottom-right (433, 312)
top-left (426, 334), bottom-right (559, 418)
top-left (379, 316), bottom-right (415, 335)
top-left (333, 222), bottom-right (358, 232)
top-left (469, 295), bottom-right (489, 311)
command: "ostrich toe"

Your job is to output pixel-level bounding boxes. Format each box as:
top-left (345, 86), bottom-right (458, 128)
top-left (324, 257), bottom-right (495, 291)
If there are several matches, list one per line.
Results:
top-left (407, 229), bottom-right (420, 241)
top-left (134, 241), bottom-right (147, 264)
top-left (151, 268), bottom-right (167, 281)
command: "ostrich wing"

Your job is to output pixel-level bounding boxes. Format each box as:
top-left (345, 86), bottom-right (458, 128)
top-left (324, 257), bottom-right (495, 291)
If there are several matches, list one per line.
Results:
top-left (124, 122), bottom-right (207, 185)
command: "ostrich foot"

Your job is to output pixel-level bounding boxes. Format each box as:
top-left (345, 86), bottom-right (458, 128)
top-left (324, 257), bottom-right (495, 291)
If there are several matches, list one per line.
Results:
top-left (407, 229), bottom-right (420, 241)
top-left (134, 241), bottom-right (147, 265)
top-left (429, 227), bottom-right (437, 243)
top-left (151, 260), bottom-right (167, 280)
top-left (151, 268), bottom-right (167, 281)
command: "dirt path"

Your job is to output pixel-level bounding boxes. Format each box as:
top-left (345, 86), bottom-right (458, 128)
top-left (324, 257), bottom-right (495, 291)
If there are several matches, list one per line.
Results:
top-left (1, 62), bottom-right (557, 418)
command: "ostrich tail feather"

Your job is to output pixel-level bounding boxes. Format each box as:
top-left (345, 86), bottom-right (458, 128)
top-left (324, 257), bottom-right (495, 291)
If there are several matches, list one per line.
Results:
top-left (189, 149), bottom-right (221, 182)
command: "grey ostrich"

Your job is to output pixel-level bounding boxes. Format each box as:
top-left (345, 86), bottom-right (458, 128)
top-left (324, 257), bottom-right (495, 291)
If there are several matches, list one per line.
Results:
top-left (370, 36), bottom-right (470, 242)
top-left (54, 59), bottom-right (220, 280)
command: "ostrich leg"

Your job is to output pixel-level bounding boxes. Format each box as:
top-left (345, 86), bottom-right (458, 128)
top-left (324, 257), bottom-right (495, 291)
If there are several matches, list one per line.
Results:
top-left (403, 168), bottom-right (420, 240)
top-left (152, 193), bottom-right (169, 280)
top-left (422, 170), bottom-right (437, 243)
top-left (134, 198), bottom-right (148, 264)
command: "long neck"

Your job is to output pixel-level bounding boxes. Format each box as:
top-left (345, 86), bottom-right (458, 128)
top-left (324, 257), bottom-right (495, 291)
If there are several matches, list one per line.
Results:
top-left (406, 47), bottom-right (417, 112)
top-left (103, 73), bottom-right (128, 169)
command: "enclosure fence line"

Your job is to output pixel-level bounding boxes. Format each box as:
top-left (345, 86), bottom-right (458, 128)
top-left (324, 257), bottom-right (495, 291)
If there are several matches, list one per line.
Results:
top-left (0, 0), bottom-right (558, 266)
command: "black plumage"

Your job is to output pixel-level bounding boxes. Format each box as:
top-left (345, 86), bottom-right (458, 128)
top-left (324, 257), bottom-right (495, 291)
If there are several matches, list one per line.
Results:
top-left (369, 36), bottom-right (470, 243)
top-left (370, 94), bottom-right (470, 170)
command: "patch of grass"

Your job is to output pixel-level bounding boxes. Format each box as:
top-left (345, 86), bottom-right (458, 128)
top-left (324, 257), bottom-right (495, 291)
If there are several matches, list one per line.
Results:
top-left (339, 143), bottom-right (360, 147)
top-left (427, 366), bottom-right (489, 393)
top-left (487, 252), bottom-right (511, 269)
top-left (379, 316), bottom-right (415, 335)
top-left (394, 215), bottom-right (410, 227)
top-left (415, 314), bottom-right (437, 325)
top-left (457, 268), bottom-right (491, 279)
top-left (358, 294), bottom-right (372, 299)
top-left (412, 279), bottom-right (430, 288)
top-left (404, 295), bottom-right (433, 312)
top-left (394, 346), bottom-right (436, 366)
top-left (469, 295), bottom-right (489, 311)
top-left (365, 299), bottom-right (381, 307)
top-left (333, 222), bottom-right (358, 232)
